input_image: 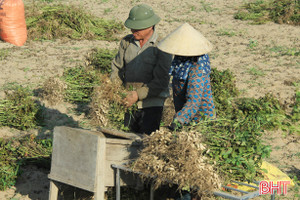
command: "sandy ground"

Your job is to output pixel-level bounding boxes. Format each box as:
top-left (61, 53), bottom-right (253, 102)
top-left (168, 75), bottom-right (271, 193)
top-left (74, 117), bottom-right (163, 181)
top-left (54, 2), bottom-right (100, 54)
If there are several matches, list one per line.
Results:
top-left (0, 0), bottom-right (299, 199)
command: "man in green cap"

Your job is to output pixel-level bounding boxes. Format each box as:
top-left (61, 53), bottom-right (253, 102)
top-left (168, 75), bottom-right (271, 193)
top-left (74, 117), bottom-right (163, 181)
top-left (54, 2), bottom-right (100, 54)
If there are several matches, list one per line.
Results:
top-left (111, 4), bottom-right (172, 135)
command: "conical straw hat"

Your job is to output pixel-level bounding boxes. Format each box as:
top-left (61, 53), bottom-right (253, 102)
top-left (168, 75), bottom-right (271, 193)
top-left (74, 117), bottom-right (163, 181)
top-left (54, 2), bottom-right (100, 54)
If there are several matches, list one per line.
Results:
top-left (157, 23), bottom-right (213, 56)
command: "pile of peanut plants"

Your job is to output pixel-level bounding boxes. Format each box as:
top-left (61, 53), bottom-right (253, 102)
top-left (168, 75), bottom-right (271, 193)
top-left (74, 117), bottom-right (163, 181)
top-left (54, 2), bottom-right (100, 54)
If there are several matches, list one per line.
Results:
top-left (235, 0), bottom-right (300, 25)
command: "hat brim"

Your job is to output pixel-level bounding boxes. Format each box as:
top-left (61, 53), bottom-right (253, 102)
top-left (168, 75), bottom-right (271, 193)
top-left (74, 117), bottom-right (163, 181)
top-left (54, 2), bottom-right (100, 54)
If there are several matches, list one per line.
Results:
top-left (125, 14), bottom-right (161, 30)
top-left (157, 23), bottom-right (213, 56)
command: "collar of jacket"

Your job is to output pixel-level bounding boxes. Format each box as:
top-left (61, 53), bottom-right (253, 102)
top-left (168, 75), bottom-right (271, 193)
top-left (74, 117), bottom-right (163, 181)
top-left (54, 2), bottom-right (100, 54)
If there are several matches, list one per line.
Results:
top-left (130, 29), bottom-right (158, 47)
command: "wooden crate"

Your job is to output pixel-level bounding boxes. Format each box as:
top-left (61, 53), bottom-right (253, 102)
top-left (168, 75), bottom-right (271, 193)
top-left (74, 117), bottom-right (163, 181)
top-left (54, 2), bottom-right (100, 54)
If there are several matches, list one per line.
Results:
top-left (48, 126), bottom-right (141, 200)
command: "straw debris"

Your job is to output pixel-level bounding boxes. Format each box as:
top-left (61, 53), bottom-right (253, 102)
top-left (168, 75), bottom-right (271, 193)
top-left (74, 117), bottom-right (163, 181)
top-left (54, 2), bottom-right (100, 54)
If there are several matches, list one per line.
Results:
top-left (131, 129), bottom-right (221, 195)
top-left (39, 77), bottom-right (66, 105)
top-left (161, 97), bottom-right (176, 126)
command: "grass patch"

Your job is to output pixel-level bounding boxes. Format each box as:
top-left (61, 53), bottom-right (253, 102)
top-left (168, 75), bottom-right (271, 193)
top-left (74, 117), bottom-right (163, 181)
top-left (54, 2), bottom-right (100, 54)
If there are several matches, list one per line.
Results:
top-left (61, 48), bottom-right (117, 104)
top-left (0, 135), bottom-right (52, 190)
top-left (248, 39), bottom-right (259, 49)
top-left (247, 66), bottom-right (265, 76)
top-left (0, 49), bottom-right (9, 61)
top-left (39, 0), bottom-right (54, 2)
top-left (291, 90), bottom-right (300, 122)
top-left (217, 28), bottom-right (236, 37)
top-left (62, 66), bottom-right (100, 103)
top-left (0, 84), bottom-right (40, 130)
top-left (234, 0), bottom-right (270, 24)
top-left (25, 3), bottom-right (124, 41)
top-left (269, 45), bottom-right (300, 56)
top-left (287, 90), bottom-right (300, 135)
top-left (269, 0), bottom-right (300, 25)
top-left (86, 48), bottom-right (118, 74)
top-left (200, 0), bottom-right (215, 12)
top-left (234, 0), bottom-right (300, 25)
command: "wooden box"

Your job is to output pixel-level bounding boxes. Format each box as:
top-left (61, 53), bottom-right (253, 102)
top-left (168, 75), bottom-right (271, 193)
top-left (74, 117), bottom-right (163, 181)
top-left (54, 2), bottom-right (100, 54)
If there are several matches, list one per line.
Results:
top-left (48, 126), bottom-right (141, 200)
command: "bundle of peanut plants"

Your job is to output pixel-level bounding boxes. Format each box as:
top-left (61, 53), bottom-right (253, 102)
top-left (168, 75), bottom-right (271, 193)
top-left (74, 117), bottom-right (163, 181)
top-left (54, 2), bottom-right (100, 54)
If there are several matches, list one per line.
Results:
top-left (0, 84), bottom-right (40, 130)
top-left (235, 0), bottom-right (299, 25)
top-left (25, 3), bottom-right (124, 40)
top-left (0, 135), bottom-right (52, 190)
top-left (132, 129), bottom-right (222, 196)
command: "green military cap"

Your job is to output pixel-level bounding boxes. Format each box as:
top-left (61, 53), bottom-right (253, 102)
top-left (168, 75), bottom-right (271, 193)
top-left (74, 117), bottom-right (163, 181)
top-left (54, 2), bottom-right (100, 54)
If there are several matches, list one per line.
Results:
top-left (125, 4), bottom-right (161, 30)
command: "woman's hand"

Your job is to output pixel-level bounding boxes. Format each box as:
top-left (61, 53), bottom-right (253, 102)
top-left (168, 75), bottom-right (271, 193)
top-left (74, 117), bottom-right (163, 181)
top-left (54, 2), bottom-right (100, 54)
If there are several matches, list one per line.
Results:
top-left (168, 119), bottom-right (182, 131)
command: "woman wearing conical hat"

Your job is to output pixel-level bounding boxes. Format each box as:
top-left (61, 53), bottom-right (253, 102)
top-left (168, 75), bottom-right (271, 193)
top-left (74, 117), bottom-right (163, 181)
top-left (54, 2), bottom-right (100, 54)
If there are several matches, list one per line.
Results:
top-left (158, 23), bottom-right (216, 130)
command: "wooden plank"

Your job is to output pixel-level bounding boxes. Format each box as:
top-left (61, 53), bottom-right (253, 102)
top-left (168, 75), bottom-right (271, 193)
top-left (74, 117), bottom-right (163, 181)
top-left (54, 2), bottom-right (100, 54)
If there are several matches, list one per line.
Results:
top-left (94, 135), bottom-right (106, 200)
top-left (48, 180), bottom-right (58, 200)
top-left (106, 138), bottom-right (136, 145)
top-left (116, 169), bottom-right (121, 200)
top-left (104, 161), bottom-right (138, 187)
top-left (49, 126), bottom-right (101, 192)
top-left (106, 143), bottom-right (137, 161)
top-left (104, 141), bottom-right (139, 186)
top-left (98, 127), bottom-right (142, 140)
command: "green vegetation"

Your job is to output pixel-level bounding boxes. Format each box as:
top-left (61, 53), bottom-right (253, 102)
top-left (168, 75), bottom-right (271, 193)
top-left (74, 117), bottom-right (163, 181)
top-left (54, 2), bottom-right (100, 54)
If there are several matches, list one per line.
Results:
top-left (196, 119), bottom-right (271, 182)
top-left (286, 90), bottom-right (300, 134)
top-left (0, 136), bottom-right (52, 190)
top-left (200, 68), bottom-right (299, 181)
top-left (25, 4), bottom-right (124, 41)
top-left (234, 0), bottom-right (270, 24)
top-left (248, 39), bottom-right (259, 49)
top-left (210, 68), bottom-right (239, 117)
top-left (217, 28), bottom-right (236, 37)
top-left (39, 0), bottom-right (54, 2)
top-left (233, 94), bottom-right (285, 130)
top-left (86, 48), bottom-right (118, 74)
top-left (0, 49), bottom-right (9, 61)
top-left (107, 102), bottom-right (130, 131)
top-left (0, 84), bottom-right (40, 130)
top-left (200, 0), bottom-right (215, 12)
top-left (269, 0), bottom-right (300, 25)
top-left (234, 0), bottom-right (300, 25)
top-left (62, 48), bottom-right (118, 104)
top-left (62, 66), bottom-right (100, 103)
top-left (291, 91), bottom-right (300, 121)
top-left (247, 66), bottom-right (265, 76)
top-left (268, 45), bottom-right (300, 56)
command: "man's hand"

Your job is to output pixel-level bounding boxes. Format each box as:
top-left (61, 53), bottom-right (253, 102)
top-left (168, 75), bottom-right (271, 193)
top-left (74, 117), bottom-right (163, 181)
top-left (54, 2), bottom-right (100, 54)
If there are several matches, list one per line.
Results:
top-left (123, 91), bottom-right (138, 108)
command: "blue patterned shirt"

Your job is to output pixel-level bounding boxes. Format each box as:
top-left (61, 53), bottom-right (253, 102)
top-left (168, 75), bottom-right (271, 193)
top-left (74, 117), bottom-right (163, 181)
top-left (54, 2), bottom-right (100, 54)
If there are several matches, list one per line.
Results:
top-left (170, 54), bottom-right (215, 124)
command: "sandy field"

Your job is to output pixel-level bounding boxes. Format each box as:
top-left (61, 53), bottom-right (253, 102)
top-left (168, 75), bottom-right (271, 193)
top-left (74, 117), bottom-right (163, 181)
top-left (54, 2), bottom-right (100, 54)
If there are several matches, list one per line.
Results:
top-left (0, 0), bottom-right (299, 199)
